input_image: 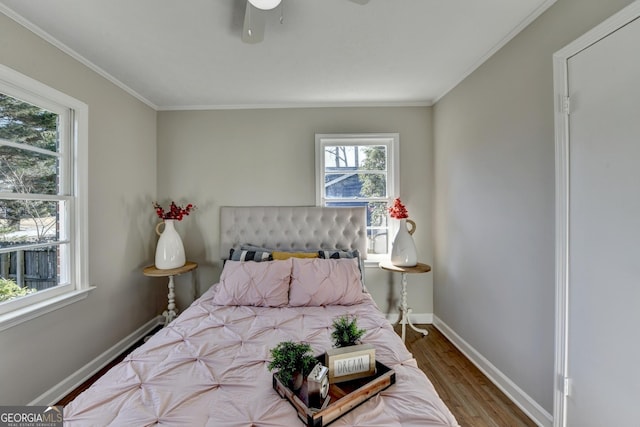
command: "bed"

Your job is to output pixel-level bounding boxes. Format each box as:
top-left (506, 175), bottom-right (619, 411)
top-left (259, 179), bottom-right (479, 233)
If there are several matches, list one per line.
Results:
top-left (64, 206), bottom-right (459, 426)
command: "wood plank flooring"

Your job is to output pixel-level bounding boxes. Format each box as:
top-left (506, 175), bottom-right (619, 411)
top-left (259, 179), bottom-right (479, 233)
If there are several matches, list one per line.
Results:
top-left (401, 324), bottom-right (537, 427)
top-left (58, 324), bottom-right (537, 427)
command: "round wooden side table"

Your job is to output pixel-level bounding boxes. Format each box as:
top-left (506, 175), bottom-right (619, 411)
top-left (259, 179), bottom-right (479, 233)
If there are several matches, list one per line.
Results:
top-left (143, 261), bottom-right (198, 325)
top-left (379, 261), bottom-right (432, 342)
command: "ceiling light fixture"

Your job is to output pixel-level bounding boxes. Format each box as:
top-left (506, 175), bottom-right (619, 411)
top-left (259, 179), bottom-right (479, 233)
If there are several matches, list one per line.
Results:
top-left (248, 0), bottom-right (282, 11)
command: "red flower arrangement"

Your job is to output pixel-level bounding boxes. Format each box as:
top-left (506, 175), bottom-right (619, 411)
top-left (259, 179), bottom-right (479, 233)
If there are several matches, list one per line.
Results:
top-left (388, 198), bottom-right (409, 219)
top-left (153, 201), bottom-right (196, 221)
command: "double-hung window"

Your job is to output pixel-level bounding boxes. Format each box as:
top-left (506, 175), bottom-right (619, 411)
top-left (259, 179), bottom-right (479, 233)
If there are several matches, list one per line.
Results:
top-left (315, 133), bottom-right (399, 261)
top-left (0, 65), bottom-right (89, 330)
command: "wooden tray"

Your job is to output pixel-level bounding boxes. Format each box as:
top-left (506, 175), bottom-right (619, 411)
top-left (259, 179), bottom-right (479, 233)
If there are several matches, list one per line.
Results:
top-left (272, 359), bottom-right (395, 427)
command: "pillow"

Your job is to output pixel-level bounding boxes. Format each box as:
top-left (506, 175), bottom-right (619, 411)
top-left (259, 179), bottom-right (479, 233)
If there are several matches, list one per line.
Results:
top-left (318, 249), bottom-right (359, 260)
top-left (318, 249), bottom-right (365, 286)
top-left (229, 248), bottom-right (272, 262)
top-left (212, 259), bottom-right (291, 307)
top-left (289, 258), bottom-right (366, 306)
top-left (272, 251), bottom-right (319, 260)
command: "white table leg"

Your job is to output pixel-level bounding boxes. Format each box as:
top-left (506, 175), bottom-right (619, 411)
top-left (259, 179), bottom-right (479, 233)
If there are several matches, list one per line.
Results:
top-left (399, 272), bottom-right (428, 342)
top-left (162, 275), bottom-right (178, 325)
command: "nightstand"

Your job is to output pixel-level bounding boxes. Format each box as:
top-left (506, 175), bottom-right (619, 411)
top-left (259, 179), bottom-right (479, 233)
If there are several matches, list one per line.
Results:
top-left (143, 261), bottom-right (198, 325)
top-left (379, 261), bottom-right (431, 342)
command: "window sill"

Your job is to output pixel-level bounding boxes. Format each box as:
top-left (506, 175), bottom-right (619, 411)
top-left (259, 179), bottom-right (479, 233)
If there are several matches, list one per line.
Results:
top-left (0, 286), bottom-right (95, 332)
top-left (364, 255), bottom-right (388, 267)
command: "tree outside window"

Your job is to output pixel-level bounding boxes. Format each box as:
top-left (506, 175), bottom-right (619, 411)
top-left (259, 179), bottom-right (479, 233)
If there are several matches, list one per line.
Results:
top-left (0, 92), bottom-right (61, 301)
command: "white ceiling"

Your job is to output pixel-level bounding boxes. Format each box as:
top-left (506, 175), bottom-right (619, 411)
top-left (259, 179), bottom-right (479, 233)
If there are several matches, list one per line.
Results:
top-left (0, 0), bottom-right (554, 110)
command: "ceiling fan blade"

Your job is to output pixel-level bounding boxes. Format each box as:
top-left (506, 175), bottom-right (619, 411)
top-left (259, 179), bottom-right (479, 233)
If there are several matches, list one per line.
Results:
top-left (242, 1), bottom-right (265, 44)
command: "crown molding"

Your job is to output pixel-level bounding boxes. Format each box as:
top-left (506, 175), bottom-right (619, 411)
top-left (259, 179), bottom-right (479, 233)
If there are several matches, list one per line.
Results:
top-left (158, 100), bottom-right (433, 111)
top-left (433, 0), bottom-right (557, 104)
top-left (0, 4), bottom-right (159, 110)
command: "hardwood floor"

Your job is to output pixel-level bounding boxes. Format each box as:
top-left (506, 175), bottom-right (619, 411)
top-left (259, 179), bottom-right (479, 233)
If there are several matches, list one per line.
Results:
top-left (58, 324), bottom-right (537, 427)
top-left (402, 324), bottom-right (537, 427)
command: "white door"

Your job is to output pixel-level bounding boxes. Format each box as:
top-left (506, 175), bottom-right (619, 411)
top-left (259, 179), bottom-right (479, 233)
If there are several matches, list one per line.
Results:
top-left (556, 7), bottom-right (640, 427)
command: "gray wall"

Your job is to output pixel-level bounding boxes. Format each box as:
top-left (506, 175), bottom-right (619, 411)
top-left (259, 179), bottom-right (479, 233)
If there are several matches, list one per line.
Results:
top-left (156, 107), bottom-right (435, 318)
top-left (0, 14), bottom-right (159, 404)
top-left (432, 0), bottom-right (633, 415)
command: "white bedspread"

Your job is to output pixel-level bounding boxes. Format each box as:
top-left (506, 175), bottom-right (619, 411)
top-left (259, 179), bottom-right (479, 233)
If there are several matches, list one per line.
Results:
top-left (64, 285), bottom-right (459, 426)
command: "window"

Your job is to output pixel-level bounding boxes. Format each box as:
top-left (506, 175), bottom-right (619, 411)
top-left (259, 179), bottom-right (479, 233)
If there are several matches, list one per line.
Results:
top-left (0, 65), bottom-right (89, 330)
top-left (315, 133), bottom-right (399, 261)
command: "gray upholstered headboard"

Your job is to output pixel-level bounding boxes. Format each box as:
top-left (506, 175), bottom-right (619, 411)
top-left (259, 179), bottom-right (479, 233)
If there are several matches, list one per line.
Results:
top-left (219, 206), bottom-right (367, 260)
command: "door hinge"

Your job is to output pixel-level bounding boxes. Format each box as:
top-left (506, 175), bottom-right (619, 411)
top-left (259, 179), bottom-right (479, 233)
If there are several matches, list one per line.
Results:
top-left (562, 96), bottom-right (571, 115)
top-left (563, 377), bottom-right (572, 397)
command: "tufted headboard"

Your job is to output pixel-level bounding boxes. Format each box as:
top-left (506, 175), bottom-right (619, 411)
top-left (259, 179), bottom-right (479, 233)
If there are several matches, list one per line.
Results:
top-left (219, 206), bottom-right (367, 260)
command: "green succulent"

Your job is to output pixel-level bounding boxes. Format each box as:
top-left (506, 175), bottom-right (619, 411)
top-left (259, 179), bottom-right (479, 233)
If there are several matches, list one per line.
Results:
top-left (268, 341), bottom-right (317, 386)
top-left (331, 315), bottom-right (366, 348)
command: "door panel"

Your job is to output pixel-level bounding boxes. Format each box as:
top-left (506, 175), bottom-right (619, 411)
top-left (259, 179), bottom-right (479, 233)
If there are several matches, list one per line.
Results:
top-left (566, 16), bottom-right (640, 427)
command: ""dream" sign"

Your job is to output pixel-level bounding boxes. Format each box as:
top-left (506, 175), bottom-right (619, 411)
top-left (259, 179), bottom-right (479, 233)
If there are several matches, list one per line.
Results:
top-left (325, 344), bottom-right (376, 383)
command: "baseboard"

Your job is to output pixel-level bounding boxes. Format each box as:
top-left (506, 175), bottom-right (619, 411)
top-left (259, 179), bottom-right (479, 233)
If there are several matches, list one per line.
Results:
top-left (30, 315), bottom-right (164, 406)
top-left (386, 312), bottom-right (433, 324)
top-left (433, 316), bottom-right (553, 427)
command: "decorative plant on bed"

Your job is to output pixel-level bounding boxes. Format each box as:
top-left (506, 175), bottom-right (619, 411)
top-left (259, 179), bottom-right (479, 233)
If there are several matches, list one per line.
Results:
top-left (331, 315), bottom-right (366, 348)
top-left (268, 341), bottom-right (317, 391)
top-left (325, 315), bottom-right (376, 383)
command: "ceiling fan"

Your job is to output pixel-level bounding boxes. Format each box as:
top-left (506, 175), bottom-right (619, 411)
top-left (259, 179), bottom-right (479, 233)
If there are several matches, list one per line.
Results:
top-left (242, 0), bottom-right (370, 44)
top-left (242, 0), bottom-right (280, 44)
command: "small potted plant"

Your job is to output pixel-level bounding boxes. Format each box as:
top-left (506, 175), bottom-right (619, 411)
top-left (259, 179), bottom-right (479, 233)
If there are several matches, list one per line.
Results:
top-left (326, 315), bottom-right (375, 383)
top-left (331, 315), bottom-right (366, 348)
top-left (268, 341), bottom-right (317, 391)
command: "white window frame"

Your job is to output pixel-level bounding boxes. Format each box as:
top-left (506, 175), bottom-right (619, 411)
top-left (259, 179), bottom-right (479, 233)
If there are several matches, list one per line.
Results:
top-left (0, 64), bottom-right (92, 331)
top-left (315, 133), bottom-right (400, 264)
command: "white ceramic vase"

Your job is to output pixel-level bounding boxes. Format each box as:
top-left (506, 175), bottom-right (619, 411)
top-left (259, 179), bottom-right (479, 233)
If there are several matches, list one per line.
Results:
top-left (155, 219), bottom-right (186, 269)
top-left (391, 219), bottom-right (417, 267)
